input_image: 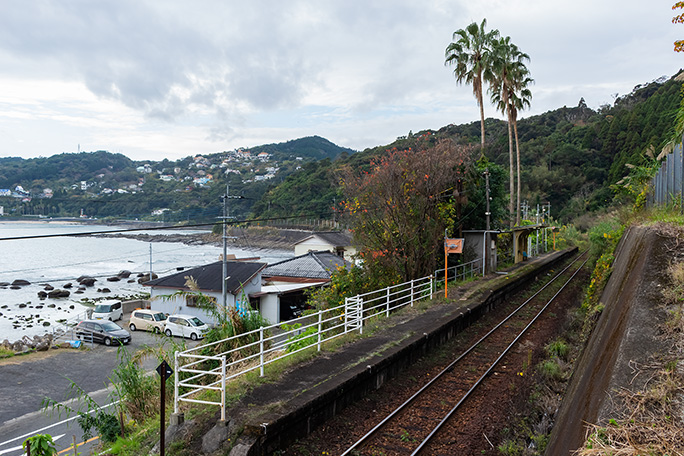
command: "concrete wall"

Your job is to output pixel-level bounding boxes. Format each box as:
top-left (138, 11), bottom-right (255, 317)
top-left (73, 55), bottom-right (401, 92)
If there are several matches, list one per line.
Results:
top-left (546, 226), bottom-right (669, 454)
top-left (258, 293), bottom-right (279, 324)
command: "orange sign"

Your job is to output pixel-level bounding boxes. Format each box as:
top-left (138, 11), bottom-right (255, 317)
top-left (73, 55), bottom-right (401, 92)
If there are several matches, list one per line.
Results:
top-left (444, 238), bottom-right (464, 254)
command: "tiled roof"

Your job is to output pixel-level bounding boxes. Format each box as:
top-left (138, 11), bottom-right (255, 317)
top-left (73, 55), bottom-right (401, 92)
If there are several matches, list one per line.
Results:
top-left (144, 260), bottom-right (266, 294)
top-left (295, 231), bottom-right (353, 247)
top-left (263, 251), bottom-right (351, 280)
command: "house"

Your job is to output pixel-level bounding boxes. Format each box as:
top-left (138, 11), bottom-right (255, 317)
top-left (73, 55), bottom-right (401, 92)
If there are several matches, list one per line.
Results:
top-left (293, 231), bottom-right (357, 263)
top-left (143, 260), bottom-right (266, 325)
top-left (254, 251), bottom-right (352, 323)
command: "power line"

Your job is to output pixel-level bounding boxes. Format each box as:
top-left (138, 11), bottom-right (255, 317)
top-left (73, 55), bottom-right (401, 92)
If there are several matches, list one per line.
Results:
top-left (0, 211), bottom-right (336, 242)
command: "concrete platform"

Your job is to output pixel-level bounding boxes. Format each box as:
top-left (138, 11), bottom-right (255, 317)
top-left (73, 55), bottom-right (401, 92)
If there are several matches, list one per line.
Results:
top-left (182, 248), bottom-right (578, 455)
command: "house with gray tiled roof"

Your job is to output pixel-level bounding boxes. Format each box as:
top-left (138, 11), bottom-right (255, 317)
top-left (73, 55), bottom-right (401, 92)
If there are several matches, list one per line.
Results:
top-left (253, 251), bottom-right (352, 323)
top-left (293, 231), bottom-right (357, 263)
top-left (143, 260), bottom-right (266, 324)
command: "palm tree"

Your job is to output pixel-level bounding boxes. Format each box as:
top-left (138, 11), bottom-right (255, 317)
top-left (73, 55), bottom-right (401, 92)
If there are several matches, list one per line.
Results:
top-left (445, 19), bottom-right (499, 157)
top-left (489, 36), bottom-right (531, 226)
top-left (509, 77), bottom-right (533, 225)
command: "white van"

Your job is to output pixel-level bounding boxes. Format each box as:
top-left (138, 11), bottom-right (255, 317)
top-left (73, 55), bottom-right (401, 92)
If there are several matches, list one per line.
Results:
top-left (91, 299), bottom-right (123, 321)
top-left (164, 314), bottom-right (210, 340)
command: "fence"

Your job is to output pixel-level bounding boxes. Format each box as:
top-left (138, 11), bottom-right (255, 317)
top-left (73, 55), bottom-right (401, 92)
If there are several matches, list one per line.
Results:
top-left (173, 275), bottom-right (434, 417)
top-left (433, 259), bottom-right (482, 290)
top-left (50, 310), bottom-right (91, 345)
top-left (648, 139), bottom-right (684, 208)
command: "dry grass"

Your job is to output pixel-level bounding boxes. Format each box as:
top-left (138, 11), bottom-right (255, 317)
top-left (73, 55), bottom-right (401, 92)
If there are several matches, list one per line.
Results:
top-left (578, 367), bottom-right (684, 455)
top-left (577, 223), bottom-right (684, 456)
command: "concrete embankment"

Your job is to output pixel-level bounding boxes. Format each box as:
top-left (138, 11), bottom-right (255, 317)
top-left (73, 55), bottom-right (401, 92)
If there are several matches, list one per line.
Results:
top-left (546, 225), bottom-right (674, 454)
top-left (170, 248), bottom-right (577, 455)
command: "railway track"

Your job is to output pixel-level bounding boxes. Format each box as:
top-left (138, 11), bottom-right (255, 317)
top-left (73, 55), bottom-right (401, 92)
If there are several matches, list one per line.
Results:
top-left (339, 252), bottom-right (589, 456)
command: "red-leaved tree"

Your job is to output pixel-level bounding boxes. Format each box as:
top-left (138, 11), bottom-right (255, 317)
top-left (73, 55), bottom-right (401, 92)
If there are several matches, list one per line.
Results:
top-left (340, 138), bottom-right (476, 282)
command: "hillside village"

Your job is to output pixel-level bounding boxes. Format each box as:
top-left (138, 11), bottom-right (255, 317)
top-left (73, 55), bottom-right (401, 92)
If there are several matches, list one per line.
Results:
top-left (0, 136), bottom-right (351, 220)
top-left (0, 149), bottom-right (300, 201)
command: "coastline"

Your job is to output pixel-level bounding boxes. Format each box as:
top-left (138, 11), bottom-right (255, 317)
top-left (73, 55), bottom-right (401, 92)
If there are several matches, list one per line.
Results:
top-left (95, 225), bottom-right (314, 251)
top-left (0, 219), bottom-right (315, 251)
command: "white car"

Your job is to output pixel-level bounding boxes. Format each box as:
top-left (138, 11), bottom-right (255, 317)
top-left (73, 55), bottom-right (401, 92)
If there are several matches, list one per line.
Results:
top-left (164, 314), bottom-right (210, 340)
top-left (129, 309), bottom-right (167, 333)
top-left (91, 299), bottom-right (123, 321)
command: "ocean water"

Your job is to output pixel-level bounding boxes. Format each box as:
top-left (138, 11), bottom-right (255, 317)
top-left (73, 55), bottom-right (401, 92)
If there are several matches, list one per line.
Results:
top-left (0, 221), bottom-right (291, 342)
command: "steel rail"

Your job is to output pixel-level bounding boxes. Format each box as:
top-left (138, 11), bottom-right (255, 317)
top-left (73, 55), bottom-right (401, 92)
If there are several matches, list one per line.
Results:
top-left (412, 255), bottom-right (589, 455)
top-left (340, 251), bottom-right (588, 456)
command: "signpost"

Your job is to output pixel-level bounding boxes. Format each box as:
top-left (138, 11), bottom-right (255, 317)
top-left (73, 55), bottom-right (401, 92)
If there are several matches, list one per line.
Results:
top-left (444, 235), bottom-right (464, 298)
top-left (157, 360), bottom-right (174, 456)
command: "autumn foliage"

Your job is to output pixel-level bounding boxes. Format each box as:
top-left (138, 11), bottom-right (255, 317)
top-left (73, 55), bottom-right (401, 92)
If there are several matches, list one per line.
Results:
top-left (673, 2), bottom-right (684, 52)
top-left (340, 138), bottom-right (476, 282)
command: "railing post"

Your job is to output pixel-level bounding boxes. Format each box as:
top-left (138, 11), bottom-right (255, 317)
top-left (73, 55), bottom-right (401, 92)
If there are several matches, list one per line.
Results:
top-left (174, 351), bottom-right (179, 415)
top-left (386, 287), bottom-right (390, 317)
top-left (317, 310), bottom-right (322, 352)
top-left (358, 297), bottom-right (364, 335)
top-left (221, 355), bottom-right (226, 422)
top-left (344, 297), bottom-right (349, 333)
top-left (259, 326), bottom-right (265, 377)
top-left (410, 279), bottom-right (415, 307)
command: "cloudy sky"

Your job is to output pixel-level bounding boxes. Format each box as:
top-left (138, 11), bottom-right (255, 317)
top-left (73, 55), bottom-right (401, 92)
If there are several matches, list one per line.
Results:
top-left (0, 1), bottom-right (681, 161)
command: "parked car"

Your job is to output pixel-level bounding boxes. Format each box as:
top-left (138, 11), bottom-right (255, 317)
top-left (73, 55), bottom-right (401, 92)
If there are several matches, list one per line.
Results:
top-left (91, 299), bottom-right (123, 321)
top-left (164, 314), bottom-right (210, 340)
top-left (76, 319), bottom-right (131, 346)
top-left (129, 309), bottom-right (167, 333)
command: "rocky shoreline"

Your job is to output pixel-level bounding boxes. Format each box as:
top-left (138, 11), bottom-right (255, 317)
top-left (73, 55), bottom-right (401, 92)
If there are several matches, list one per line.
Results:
top-left (94, 226), bottom-right (314, 251)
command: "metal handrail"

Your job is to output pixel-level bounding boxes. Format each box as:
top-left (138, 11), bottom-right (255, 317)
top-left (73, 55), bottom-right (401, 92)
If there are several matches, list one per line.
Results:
top-left (173, 275), bottom-right (436, 416)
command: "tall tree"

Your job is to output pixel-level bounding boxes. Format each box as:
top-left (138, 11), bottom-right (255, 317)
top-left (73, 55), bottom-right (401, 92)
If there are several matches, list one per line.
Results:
top-left (509, 77), bottom-right (533, 225)
top-left (340, 139), bottom-right (475, 282)
top-left (445, 19), bottom-right (499, 157)
top-left (489, 36), bottom-right (531, 226)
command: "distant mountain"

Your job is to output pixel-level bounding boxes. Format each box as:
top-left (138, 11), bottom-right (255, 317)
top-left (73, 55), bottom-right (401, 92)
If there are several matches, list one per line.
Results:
top-left (0, 137), bottom-right (356, 222)
top-left (0, 151), bottom-right (134, 189)
top-left (243, 136), bottom-right (356, 161)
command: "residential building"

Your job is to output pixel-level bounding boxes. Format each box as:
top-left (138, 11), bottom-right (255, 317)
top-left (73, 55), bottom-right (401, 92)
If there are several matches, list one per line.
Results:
top-left (144, 260), bottom-right (266, 325)
top-left (293, 231), bottom-right (357, 263)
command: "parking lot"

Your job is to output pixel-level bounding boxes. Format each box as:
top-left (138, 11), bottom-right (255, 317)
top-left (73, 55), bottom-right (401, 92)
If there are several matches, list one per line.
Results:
top-left (0, 309), bottom-right (202, 427)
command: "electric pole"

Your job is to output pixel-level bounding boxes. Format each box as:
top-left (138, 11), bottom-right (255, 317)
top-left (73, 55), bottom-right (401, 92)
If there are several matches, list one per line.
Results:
top-left (484, 168), bottom-right (491, 231)
top-left (220, 184), bottom-right (241, 316)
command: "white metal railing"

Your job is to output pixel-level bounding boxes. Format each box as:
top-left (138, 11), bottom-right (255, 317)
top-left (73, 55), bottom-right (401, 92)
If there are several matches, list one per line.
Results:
top-left (173, 275), bottom-right (434, 416)
top-left (433, 259), bottom-right (482, 291)
top-left (50, 310), bottom-right (91, 344)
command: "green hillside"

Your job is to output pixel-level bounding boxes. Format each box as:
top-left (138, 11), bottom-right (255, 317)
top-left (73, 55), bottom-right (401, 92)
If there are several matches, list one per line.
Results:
top-left (0, 137), bottom-right (355, 221)
top-left (250, 74), bottom-right (682, 224)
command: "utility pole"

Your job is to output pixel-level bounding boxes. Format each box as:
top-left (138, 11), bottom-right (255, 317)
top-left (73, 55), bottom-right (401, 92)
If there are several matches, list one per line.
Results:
top-left (220, 185), bottom-right (240, 316)
top-left (484, 169), bottom-right (491, 231)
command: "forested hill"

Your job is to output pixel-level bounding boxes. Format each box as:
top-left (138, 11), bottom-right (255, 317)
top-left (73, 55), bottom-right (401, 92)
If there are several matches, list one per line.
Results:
top-left (252, 74), bottom-right (683, 224)
top-left (1, 75), bottom-right (680, 224)
top-left (0, 136), bottom-right (355, 221)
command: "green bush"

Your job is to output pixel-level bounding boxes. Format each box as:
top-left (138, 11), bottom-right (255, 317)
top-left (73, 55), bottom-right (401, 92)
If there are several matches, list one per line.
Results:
top-left (546, 339), bottom-right (569, 361)
top-left (23, 434), bottom-right (56, 456)
top-left (539, 359), bottom-right (564, 382)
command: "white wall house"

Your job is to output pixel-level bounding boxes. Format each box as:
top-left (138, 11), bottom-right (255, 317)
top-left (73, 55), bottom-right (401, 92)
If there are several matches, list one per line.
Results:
top-left (143, 260), bottom-right (266, 326)
top-left (293, 231), bottom-right (357, 263)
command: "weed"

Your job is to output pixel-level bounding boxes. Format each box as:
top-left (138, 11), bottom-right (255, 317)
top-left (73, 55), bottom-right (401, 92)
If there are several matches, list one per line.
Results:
top-left (497, 439), bottom-right (523, 456)
top-left (538, 359), bottom-right (564, 382)
top-left (545, 339), bottom-right (569, 361)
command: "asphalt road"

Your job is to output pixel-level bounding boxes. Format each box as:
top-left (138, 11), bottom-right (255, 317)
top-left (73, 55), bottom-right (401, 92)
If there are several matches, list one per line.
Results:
top-left (0, 314), bottom-right (197, 454)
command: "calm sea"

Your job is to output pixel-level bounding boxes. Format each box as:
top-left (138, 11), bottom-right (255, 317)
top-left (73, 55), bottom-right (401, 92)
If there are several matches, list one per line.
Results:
top-left (0, 221), bottom-right (291, 342)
